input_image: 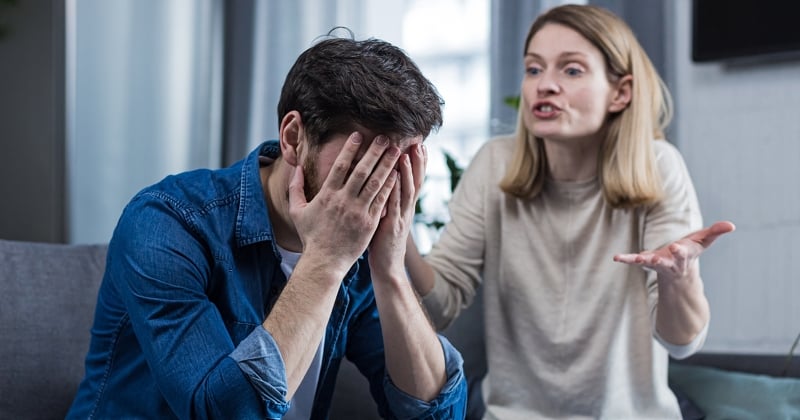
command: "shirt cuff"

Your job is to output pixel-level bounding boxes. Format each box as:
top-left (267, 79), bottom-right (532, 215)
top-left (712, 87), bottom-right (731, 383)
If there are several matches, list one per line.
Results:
top-left (229, 325), bottom-right (291, 414)
top-left (655, 320), bottom-right (709, 360)
top-left (382, 335), bottom-right (467, 418)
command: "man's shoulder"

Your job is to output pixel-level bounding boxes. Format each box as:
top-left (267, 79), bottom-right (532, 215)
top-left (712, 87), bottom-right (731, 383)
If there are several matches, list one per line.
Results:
top-left (134, 165), bottom-right (242, 213)
top-left (136, 141), bottom-right (273, 211)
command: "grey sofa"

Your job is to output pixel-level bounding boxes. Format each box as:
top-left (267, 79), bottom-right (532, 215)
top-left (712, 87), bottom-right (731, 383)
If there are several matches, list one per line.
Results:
top-left (5, 239), bottom-right (800, 419)
top-left (0, 239), bottom-right (487, 419)
top-left (0, 239), bottom-right (108, 419)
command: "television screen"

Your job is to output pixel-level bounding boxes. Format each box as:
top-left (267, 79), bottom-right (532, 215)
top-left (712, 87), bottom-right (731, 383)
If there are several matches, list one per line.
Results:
top-left (692, 1), bottom-right (800, 62)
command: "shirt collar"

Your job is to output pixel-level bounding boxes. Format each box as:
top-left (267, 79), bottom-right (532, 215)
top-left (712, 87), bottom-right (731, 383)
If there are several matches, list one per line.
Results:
top-left (235, 140), bottom-right (281, 247)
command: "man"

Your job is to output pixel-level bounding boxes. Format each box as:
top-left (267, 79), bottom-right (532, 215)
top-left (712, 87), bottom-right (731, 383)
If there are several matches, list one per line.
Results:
top-left (67, 35), bottom-right (467, 419)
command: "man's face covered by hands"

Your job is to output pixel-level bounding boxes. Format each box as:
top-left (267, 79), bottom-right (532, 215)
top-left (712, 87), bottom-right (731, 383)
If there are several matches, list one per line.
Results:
top-left (301, 131), bottom-right (421, 201)
top-left (285, 128), bottom-right (427, 277)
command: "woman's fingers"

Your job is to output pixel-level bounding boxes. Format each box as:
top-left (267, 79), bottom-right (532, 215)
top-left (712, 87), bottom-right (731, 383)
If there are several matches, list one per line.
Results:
top-left (691, 221), bottom-right (736, 249)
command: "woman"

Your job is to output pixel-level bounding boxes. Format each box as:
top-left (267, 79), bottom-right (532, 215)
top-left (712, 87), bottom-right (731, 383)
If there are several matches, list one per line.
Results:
top-left (405, 4), bottom-right (734, 419)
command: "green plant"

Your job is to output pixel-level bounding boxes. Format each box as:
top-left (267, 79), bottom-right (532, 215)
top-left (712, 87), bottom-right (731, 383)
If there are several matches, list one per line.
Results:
top-left (414, 150), bottom-right (464, 231)
top-left (443, 150), bottom-right (464, 194)
top-left (504, 95), bottom-right (520, 110)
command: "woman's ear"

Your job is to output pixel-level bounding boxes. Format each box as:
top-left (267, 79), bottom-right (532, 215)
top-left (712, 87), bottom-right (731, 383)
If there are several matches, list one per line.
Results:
top-left (608, 75), bottom-right (633, 113)
top-left (279, 111), bottom-right (304, 166)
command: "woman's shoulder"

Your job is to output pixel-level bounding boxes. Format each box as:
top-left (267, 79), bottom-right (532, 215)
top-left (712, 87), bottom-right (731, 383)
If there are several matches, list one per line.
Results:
top-left (473, 134), bottom-right (517, 161)
top-left (651, 139), bottom-right (691, 173)
top-left (452, 135), bottom-right (517, 193)
top-left (487, 133), bottom-right (517, 149)
top-left (652, 139), bottom-right (684, 162)
top-left (462, 134), bottom-right (516, 176)
top-left (650, 139), bottom-right (696, 194)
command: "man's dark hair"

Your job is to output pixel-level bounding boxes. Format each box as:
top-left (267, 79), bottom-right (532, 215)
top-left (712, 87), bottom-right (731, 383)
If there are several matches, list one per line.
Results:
top-left (277, 33), bottom-right (444, 145)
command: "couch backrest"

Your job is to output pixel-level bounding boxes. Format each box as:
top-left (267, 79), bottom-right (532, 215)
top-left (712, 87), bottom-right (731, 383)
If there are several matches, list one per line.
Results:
top-left (0, 238), bottom-right (487, 419)
top-left (0, 239), bottom-right (107, 420)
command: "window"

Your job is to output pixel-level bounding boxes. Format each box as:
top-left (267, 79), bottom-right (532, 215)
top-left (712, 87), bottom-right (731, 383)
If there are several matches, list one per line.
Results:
top-left (362, 0), bottom-right (490, 252)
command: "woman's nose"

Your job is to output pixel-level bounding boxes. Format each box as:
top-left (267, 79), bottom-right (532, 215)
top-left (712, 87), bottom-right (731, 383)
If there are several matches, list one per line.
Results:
top-left (537, 71), bottom-right (560, 96)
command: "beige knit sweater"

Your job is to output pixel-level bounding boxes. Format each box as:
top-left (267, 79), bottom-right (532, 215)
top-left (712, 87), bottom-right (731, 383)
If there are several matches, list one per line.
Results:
top-left (422, 135), bottom-right (703, 419)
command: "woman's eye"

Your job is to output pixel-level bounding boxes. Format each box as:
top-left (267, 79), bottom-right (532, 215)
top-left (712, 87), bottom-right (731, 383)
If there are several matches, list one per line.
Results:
top-left (526, 67), bottom-right (542, 76)
top-left (565, 67), bottom-right (583, 76)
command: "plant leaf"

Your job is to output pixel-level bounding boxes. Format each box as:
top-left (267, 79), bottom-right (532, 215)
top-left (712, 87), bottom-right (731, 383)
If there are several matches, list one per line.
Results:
top-left (504, 95), bottom-right (520, 110)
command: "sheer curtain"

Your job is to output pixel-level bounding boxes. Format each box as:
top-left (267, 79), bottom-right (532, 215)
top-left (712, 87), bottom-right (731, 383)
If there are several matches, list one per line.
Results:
top-left (66, 0), bottom-right (223, 244)
top-left (224, 0), bottom-right (493, 248)
top-left (222, 0), bottom-right (376, 166)
top-left (66, 0), bottom-right (492, 245)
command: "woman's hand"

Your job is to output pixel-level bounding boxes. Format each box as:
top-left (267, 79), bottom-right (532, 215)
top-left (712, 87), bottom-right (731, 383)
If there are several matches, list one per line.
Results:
top-left (615, 221), bottom-right (735, 345)
top-left (613, 221), bottom-right (736, 281)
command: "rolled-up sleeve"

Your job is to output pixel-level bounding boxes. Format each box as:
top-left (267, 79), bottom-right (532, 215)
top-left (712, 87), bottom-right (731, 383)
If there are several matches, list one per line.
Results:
top-left (382, 335), bottom-right (467, 419)
top-left (230, 326), bottom-right (291, 416)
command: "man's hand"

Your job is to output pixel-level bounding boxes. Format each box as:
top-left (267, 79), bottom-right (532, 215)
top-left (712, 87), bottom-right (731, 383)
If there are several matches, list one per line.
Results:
top-left (363, 141), bottom-right (446, 401)
top-left (288, 132), bottom-right (402, 277)
top-left (267, 132), bottom-right (402, 399)
top-left (368, 142), bottom-right (427, 278)
top-left (613, 221), bottom-right (735, 282)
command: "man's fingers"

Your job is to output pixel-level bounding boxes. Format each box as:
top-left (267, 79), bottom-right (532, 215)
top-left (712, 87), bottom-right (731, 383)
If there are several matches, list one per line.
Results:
top-left (410, 143), bottom-right (427, 194)
top-left (324, 132), bottom-right (364, 189)
top-left (370, 170), bottom-right (398, 217)
top-left (398, 154), bottom-right (416, 211)
top-left (288, 165), bottom-right (307, 210)
top-left (353, 140), bottom-right (400, 202)
top-left (387, 172), bottom-right (402, 219)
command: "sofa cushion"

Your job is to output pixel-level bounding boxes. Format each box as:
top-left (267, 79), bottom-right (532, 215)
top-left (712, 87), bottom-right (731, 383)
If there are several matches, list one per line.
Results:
top-left (669, 363), bottom-right (800, 419)
top-left (0, 239), bottom-right (107, 420)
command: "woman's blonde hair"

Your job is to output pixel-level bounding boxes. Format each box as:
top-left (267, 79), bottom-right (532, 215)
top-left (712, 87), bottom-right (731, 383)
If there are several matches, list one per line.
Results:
top-left (499, 4), bottom-right (672, 208)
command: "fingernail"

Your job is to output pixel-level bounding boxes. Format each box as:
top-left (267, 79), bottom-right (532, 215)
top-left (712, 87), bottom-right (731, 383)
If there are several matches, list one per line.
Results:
top-left (351, 132), bottom-right (362, 144)
top-left (376, 135), bottom-right (388, 146)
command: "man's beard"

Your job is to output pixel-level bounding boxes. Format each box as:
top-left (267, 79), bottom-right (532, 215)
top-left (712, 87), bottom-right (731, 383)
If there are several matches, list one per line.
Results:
top-left (302, 151), bottom-right (321, 201)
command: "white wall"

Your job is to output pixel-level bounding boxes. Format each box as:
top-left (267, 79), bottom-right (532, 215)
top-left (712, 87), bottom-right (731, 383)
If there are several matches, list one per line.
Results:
top-left (667, 1), bottom-right (800, 354)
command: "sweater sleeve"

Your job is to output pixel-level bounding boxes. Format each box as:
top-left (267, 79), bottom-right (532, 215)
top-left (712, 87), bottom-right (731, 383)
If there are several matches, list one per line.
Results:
top-left (643, 141), bottom-right (705, 353)
top-left (643, 140), bottom-right (704, 250)
top-left (423, 139), bottom-right (503, 330)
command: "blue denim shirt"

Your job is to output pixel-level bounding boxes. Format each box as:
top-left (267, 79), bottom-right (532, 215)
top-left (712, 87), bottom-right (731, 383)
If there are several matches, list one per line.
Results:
top-left (67, 141), bottom-right (467, 419)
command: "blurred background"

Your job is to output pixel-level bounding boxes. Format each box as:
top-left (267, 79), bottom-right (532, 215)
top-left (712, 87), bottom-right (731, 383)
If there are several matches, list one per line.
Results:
top-left (1, 0), bottom-right (798, 355)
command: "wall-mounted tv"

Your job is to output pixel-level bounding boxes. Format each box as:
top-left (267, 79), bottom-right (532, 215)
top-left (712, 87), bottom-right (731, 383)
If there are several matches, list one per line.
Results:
top-left (692, 1), bottom-right (800, 63)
